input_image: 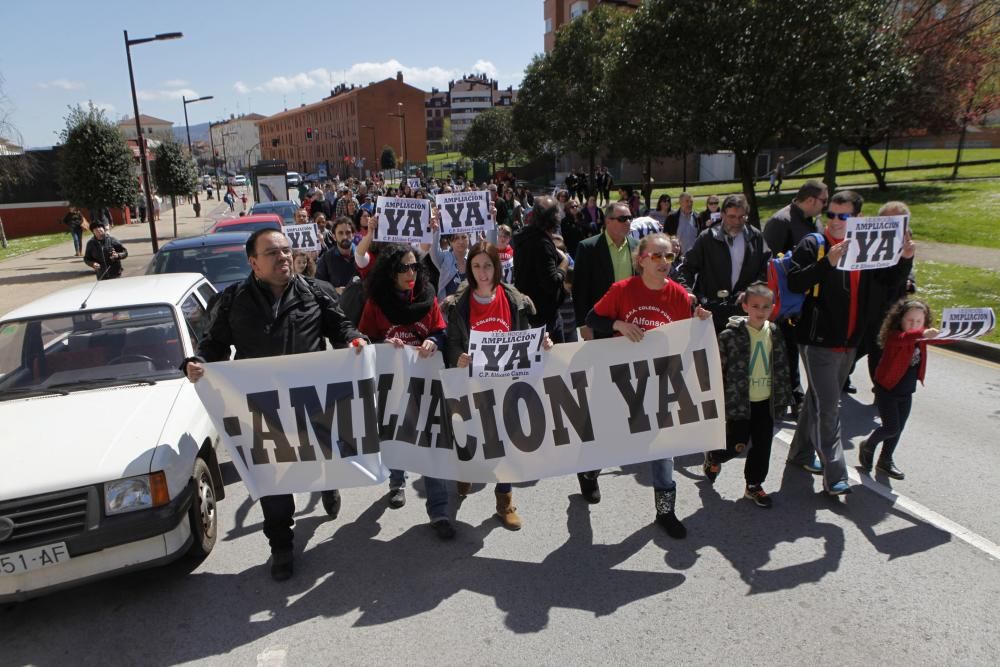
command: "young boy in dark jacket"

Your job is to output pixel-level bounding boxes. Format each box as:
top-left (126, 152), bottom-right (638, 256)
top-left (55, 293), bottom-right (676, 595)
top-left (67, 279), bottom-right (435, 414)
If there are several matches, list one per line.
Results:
top-left (703, 283), bottom-right (794, 507)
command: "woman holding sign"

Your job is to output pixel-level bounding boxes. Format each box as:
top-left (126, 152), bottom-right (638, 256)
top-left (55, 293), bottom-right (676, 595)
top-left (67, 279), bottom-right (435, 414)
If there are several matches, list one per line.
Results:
top-left (358, 244), bottom-right (455, 540)
top-left (585, 233), bottom-right (712, 539)
top-left (444, 241), bottom-right (554, 530)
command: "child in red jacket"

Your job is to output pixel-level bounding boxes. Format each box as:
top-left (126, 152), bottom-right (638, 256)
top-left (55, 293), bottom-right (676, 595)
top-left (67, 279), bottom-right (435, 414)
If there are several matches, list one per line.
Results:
top-left (859, 299), bottom-right (939, 480)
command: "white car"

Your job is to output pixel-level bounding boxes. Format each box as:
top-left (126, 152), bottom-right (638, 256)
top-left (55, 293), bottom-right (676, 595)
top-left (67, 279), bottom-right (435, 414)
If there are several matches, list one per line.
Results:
top-left (227, 174), bottom-right (247, 187)
top-left (0, 274), bottom-right (226, 602)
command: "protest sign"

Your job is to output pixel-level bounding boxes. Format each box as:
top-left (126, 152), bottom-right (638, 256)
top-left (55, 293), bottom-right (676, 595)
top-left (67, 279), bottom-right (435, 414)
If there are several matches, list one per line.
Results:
top-left (282, 223), bottom-right (322, 253)
top-left (934, 307), bottom-right (996, 340)
top-left (407, 177), bottom-right (422, 191)
top-left (468, 326), bottom-right (546, 379)
top-left (629, 216), bottom-right (663, 241)
top-left (374, 196), bottom-right (431, 243)
top-left (838, 216), bottom-right (907, 271)
top-left (438, 319), bottom-right (725, 483)
top-left (195, 346), bottom-right (386, 500)
top-left (435, 191), bottom-right (493, 236)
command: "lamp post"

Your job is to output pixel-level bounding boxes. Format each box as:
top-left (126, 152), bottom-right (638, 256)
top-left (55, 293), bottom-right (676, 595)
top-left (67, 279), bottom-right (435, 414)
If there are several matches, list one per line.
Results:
top-left (222, 130), bottom-right (238, 179)
top-left (182, 94), bottom-right (213, 217)
top-left (388, 102), bottom-right (408, 182)
top-left (124, 29), bottom-right (182, 253)
top-left (361, 124), bottom-right (376, 178)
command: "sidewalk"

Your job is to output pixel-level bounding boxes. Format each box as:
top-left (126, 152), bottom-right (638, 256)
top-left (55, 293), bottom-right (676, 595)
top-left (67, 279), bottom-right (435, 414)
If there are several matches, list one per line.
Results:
top-left (0, 196), bottom-right (238, 315)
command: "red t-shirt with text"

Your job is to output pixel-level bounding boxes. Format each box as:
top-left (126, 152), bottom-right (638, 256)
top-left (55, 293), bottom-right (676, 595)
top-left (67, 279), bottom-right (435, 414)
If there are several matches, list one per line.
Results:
top-left (358, 297), bottom-right (446, 346)
top-left (592, 276), bottom-right (691, 333)
top-left (469, 289), bottom-right (512, 332)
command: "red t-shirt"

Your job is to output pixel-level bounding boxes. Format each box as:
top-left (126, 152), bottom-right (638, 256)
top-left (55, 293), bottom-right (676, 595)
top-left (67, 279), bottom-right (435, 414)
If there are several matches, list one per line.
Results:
top-left (469, 289), bottom-right (512, 332)
top-left (593, 276), bottom-right (691, 333)
top-left (358, 297), bottom-right (445, 346)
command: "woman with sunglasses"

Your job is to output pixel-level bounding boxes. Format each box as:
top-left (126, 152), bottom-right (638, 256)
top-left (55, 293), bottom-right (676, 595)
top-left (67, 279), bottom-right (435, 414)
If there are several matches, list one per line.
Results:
top-left (445, 241), bottom-right (554, 530)
top-left (585, 232), bottom-right (712, 539)
top-left (649, 194), bottom-right (673, 227)
top-left (357, 243), bottom-right (455, 539)
top-left (700, 196), bottom-right (721, 228)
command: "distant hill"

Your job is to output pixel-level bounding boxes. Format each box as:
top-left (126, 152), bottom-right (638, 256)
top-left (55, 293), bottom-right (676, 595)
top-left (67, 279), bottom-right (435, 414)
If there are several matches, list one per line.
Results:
top-left (172, 121), bottom-right (210, 144)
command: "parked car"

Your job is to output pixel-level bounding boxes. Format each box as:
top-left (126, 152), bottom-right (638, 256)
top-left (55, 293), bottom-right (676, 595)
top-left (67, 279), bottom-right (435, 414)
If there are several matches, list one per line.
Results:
top-left (208, 213), bottom-right (282, 235)
top-left (248, 201), bottom-right (298, 225)
top-left (286, 172), bottom-right (302, 187)
top-left (0, 274), bottom-right (226, 602)
top-left (226, 174), bottom-right (248, 187)
top-left (146, 231), bottom-right (251, 291)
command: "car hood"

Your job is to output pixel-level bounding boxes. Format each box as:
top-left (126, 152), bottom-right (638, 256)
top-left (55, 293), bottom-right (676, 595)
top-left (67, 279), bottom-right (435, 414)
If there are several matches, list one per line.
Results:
top-left (0, 380), bottom-right (184, 501)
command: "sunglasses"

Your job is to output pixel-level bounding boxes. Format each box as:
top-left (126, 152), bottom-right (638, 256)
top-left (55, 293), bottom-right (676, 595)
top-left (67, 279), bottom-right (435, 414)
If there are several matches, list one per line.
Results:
top-left (641, 251), bottom-right (675, 262)
top-left (825, 212), bottom-right (852, 221)
top-left (609, 215), bottom-right (633, 223)
top-left (395, 262), bottom-right (420, 273)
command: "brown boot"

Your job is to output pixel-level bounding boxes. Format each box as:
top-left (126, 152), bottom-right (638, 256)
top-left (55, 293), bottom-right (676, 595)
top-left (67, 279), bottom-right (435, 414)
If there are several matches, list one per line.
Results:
top-left (456, 481), bottom-right (471, 497)
top-left (495, 491), bottom-right (522, 530)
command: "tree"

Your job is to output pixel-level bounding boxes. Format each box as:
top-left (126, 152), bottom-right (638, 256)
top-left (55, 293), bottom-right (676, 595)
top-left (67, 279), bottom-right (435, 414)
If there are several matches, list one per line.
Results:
top-left (461, 107), bottom-right (518, 172)
top-left (57, 104), bottom-right (136, 220)
top-left (380, 145), bottom-right (397, 170)
top-left (0, 72), bottom-right (35, 192)
top-left (513, 5), bottom-right (628, 184)
top-left (152, 140), bottom-right (198, 238)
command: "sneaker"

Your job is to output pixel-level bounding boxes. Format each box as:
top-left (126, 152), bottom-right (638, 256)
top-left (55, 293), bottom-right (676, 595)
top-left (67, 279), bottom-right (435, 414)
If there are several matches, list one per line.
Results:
top-left (744, 485), bottom-right (773, 508)
top-left (431, 518), bottom-right (456, 540)
top-left (321, 490), bottom-right (341, 518)
top-left (388, 487), bottom-right (406, 509)
top-left (803, 454), bottom-right (823, 475)
top-left (703, 453), bottom-right (721, 483)
top-left (269, 550), bottom-right (294, 581)
top-left (827, 481), bottom-right (852, 496)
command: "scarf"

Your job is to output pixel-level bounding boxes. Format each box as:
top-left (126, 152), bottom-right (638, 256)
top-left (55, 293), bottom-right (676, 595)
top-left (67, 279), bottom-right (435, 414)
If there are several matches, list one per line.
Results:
top-left (374, 277), bottom-right (435, 325)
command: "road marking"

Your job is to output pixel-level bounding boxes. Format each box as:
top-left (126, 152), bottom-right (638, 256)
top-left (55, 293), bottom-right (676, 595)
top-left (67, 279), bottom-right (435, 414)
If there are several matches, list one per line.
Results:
top-left (773, 430), bottom-right (1000, 562)
top-left (929, 345), bottom-right (1000, 370)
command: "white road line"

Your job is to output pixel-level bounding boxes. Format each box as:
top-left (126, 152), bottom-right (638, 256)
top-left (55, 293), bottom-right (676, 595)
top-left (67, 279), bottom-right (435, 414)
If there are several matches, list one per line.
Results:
top-left (773, 429), bottom-right (1000, 562)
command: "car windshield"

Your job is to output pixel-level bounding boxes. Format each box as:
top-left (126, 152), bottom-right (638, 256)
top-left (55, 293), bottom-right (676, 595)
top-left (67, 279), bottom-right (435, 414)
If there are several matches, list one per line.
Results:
top-left (0, 305), bottom-right (185, 398)
top-left (250, 204), bottom-right (295, 224)
top-left (149, 244), bottom-right (249, 286)
top-left (214, 221), bottom-right (278, 233)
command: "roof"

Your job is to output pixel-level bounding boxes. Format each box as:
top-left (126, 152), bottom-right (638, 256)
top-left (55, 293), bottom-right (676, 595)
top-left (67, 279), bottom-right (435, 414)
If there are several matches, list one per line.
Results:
top-left (158, 231), bottom-right (251, 251)
top-left (1, 274), bottom-right (207, 321)
top-left (117, 114), bottom-right (173, 127)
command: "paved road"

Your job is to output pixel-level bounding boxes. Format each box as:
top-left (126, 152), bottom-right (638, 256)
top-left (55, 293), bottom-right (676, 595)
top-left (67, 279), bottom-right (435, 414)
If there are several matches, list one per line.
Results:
top-left (1, 201), bottom-right (998, 665)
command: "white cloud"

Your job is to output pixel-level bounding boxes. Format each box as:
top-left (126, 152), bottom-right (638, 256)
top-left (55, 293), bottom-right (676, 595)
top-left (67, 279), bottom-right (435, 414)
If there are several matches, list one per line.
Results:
top-left (232, 60), bottom-right (502, 95)
top-left (85, 101), bottom-right (116, 114)
top-left (163, 79), bottom-right (189, 87)
top-left (38, 79), bottom-right (84, 90)
top-left (136, 88), bottom-right (199, 101)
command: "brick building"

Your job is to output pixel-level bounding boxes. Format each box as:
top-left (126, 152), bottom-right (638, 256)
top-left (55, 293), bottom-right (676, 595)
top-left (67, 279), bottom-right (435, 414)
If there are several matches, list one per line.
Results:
top-left (424, 74), bottom-right (517, 153)
top-left (257, 72), bottom-right (426, 177)
top-left (544, 0), bottom-right (640, 52)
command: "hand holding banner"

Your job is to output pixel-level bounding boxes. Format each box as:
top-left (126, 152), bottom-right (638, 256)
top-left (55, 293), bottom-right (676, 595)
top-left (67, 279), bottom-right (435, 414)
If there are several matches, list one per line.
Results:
top-left (434, 191), bottom-right (493, 236)
top-left (933, 307), bottom-right (996, 340)
top-left (374, 196), bottom-right (431, 243)
top-left (837, 216), bottom-right (907, 271)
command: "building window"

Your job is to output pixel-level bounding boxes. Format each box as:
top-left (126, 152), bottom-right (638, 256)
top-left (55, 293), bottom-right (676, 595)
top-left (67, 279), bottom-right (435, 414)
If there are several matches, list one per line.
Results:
top-left (570, 1), bottom-right (587, 20)
top-left (545, 17), bottom-right (553, 33)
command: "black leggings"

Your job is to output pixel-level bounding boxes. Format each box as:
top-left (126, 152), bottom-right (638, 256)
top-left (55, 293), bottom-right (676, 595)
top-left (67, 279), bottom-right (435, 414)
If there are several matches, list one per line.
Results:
top-left (709, 399), bottom-right (774, 486)
top-left (867, 390), bottom-right (913, 461)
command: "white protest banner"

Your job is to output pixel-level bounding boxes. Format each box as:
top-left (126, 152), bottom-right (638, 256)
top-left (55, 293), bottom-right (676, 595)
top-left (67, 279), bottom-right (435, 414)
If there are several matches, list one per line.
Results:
top-left (934, 307), bottom-right (996, 340)
top-left (709, 212), bottom-right (721, 224)
top-left (407, 177), bottom-right (422, 191)
top-left (374, 196), bottom-right (431, 243)
top-left (468, 326), bottom-right (546, 379)
top-left (194, 347), bottom-right (386, 500)
top-left (282, 223), bottom-right (322, 253)
top-left (838, 215), bottom-right (907, 271)
top-left (629, 216), bottom-right (663, 241)
top-left (437, 319), bottom-right (725, 484)
top-left (435, 190), bottom-right (493, 236)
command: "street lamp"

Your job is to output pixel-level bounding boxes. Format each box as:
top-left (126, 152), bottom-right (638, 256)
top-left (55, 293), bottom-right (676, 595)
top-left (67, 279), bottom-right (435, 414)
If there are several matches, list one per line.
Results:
top-left (361, 124), bottom-right (377, 177)
top-left (222, 130), bottom-right (238, 179)
top-left (124, 29), bottom-right (182, 253)
top-left (388, 102), bottom-right (408, 181)
top-left (182, 94), bottom-right (213, 218)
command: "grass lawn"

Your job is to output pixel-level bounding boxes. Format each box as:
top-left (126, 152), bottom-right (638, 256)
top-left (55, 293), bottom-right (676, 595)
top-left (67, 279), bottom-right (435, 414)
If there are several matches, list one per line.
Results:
top-left (913, 260), bottom-right (1000, 345)
top-left (0, 231), bottom-right (69, 262)
top-left (425, 151), bottom-right (462, 170)
top-left (801, 147), bottom-right (1000, 175)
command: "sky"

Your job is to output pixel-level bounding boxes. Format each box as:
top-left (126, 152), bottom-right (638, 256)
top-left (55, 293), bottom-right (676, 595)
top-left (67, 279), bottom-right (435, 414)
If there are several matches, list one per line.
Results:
top-left (1, 0), bottom-right (542, 148)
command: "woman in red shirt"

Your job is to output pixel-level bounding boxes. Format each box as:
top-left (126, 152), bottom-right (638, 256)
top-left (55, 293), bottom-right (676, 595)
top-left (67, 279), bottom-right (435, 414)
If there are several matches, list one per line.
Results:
top-left (358, 244), bottom-right (455, 540)
top-left (445, 241), bottom-right (554, 530)
top-left (586, 233), bottom-right (712, 539)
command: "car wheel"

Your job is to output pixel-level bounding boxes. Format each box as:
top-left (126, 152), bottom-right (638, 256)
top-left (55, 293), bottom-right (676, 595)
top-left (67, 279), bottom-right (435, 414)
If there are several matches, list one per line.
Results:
top-left (186, 458), bottom-right (218, 562)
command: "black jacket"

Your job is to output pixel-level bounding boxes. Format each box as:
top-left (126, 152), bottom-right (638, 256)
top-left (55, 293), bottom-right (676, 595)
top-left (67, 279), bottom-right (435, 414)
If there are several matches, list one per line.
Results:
top-left (663, 210), bottom-right (707, 237)
top-left (511, 223), bottom-right (566, 327)
top-left (84, 235), bottom-right (128, 279)
top-left (315, 247), bottom-right (359, 288)
top-left (678, 224), bottom-right (771, 332)
top-left (197, 274), bottom-right (364, 362)
top-left (571, 232), bottom-right (638, 327)
top-left (787, 233), bottom-right (913, 348)
top-left (762, 202), bottom-right (818, 255)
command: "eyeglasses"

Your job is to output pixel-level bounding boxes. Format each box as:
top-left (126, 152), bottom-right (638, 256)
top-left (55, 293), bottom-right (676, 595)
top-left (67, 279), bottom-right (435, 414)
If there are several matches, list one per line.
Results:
top-left (640, 251), bottom-right (675, 262)
top-left (817, 197), bottom-right (829, 205)
top-left (259, 247), bottom-right (293, 258)
top-left (608, 215), bottom-right (633, 223)
top-left (825, 212), bottom-right (851, 221)
top-left (707, 201), bottom-right (719, 206)
top-left (395, 262), bottom-right (420, 273)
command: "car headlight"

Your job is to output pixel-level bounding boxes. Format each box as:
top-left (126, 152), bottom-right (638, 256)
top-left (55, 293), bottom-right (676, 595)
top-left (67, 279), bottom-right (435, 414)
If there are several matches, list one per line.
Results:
top-left (104, 472), bottom-right (170, 515)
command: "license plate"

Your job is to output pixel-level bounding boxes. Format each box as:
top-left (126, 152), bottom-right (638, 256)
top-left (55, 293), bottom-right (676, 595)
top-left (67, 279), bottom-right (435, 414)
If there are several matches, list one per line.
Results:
top-left (0, 543), bottom-right (70, 576)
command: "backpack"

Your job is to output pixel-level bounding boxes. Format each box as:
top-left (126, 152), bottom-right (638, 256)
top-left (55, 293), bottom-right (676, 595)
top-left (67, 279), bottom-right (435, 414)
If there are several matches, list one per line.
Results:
top-left (767, 232), bottom-right (825, 321)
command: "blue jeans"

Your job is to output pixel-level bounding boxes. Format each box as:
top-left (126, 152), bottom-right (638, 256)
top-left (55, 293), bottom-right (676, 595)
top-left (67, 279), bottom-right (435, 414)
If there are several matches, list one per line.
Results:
top-left (650, 458), bottom-right (676, 491)
top-left (70, 227), bottom-right (84, 253)
top-left (389, 469), bottom-right (449, 522)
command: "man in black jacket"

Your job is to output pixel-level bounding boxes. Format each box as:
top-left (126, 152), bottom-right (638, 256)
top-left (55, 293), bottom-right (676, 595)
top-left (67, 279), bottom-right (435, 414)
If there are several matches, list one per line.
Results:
top-left (785, 191), bottom-right (914, 495)
top-left (83, 220), bottom-right (128, 280)
top-left (762, 179), bottom-right (829, 413)
top-left (183, 228), bottom-right (368, 581)
top-left (664, 192), bottom-right (704, 256)
top-left (679, 194), bottom-right (771, 333)
top-left (511, 196), bottom-right (570, 341)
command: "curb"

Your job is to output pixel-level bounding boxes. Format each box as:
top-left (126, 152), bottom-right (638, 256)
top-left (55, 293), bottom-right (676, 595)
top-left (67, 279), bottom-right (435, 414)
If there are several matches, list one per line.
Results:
top-left (944, 339), bottom-right (1000, 365)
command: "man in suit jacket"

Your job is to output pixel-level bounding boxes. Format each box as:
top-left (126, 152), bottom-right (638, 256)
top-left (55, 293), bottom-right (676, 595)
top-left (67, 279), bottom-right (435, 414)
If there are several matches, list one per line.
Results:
top-left (663, 192), bottom-right (706, 256)
top-left (572, 201), bottom-right (638, 341)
